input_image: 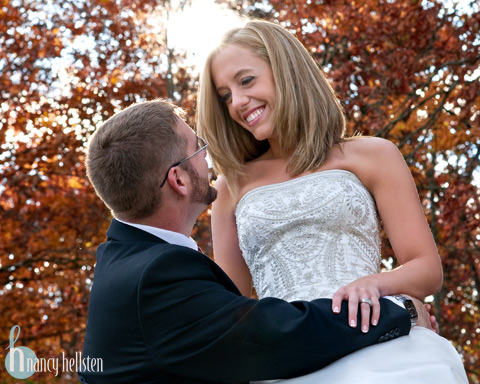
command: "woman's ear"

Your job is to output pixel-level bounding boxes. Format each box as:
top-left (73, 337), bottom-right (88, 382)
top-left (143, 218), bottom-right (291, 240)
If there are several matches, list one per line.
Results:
top-left (165, 167), bottom-right (188, 196)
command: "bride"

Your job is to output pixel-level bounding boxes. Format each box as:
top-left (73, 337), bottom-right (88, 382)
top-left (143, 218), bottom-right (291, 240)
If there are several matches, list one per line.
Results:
top-left (197, 20), bottom-right (468, 383)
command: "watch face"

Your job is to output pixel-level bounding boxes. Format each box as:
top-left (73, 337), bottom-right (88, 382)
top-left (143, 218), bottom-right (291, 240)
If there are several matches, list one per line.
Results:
top-left (404, 300), bottom-right (418, 319)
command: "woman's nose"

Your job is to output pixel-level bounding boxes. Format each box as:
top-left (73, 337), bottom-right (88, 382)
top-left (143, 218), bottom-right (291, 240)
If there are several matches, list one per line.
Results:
top-left (231, 90), bottom-right (249, 109)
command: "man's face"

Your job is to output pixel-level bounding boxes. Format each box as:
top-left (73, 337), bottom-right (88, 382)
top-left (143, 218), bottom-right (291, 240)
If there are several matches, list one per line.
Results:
top-left (186, 163), bottom-right (217, 206)
top-left (176, 118), bottom-right (217, 206)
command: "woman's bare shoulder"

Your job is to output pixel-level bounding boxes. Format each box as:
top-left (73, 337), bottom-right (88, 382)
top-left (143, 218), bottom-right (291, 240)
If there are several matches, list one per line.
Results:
top-left (338, 137), bottom-right (405, 190)
top-left (214, 175), bottom-right (229, 192)
top-left (342, 136), bottom-right (398, 156)
top-left (213, 175), bottom-right (235, 208)
top-left (340, 137), bottom-right (402, 168)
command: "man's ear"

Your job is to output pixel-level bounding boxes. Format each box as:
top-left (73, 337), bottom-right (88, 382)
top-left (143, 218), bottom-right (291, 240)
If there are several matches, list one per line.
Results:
top-left (165, 167), bottom-right (188, 196)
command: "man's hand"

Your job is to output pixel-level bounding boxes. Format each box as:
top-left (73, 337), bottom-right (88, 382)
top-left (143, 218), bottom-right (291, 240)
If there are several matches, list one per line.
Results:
top-left (409, 297), bottom-right (439, 333)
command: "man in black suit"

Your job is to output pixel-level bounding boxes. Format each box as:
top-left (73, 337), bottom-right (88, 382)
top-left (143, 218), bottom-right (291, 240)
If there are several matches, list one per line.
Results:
top-left (79, 99), bottom-right (433, 383)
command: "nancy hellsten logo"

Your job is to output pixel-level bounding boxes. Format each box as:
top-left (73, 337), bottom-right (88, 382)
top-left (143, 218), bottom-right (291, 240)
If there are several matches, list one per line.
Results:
top-left (5, 325), bottom-right (102, 379)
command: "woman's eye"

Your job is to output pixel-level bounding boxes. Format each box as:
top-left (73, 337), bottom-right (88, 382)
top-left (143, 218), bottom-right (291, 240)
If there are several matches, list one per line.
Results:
top-left (220, 92), bottom-right (232, 103)
top-left (241, 76), bottom-right (254, 86)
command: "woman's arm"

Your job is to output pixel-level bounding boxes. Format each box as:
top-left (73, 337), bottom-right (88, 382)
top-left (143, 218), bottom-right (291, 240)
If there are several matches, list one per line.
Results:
top-left (211, 176), bottom-right (253, 296)
top-left (332, 137), bottom-right (443, 330)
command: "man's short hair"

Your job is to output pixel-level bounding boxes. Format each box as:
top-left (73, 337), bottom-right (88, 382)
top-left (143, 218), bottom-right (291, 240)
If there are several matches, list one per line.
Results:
top-left (86, 99), bottom-right (187, 220)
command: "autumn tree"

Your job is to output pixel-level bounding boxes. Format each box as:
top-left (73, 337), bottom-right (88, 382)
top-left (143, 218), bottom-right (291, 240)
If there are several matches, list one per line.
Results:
top-left (230, 0), bottom-right (480, 381)
top-left (0, 0), bottom-right (197, 382)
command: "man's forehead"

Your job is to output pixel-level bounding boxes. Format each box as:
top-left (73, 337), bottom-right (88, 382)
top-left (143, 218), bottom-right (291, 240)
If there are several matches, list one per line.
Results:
top-left (176, 117), bottom-right (195, 137)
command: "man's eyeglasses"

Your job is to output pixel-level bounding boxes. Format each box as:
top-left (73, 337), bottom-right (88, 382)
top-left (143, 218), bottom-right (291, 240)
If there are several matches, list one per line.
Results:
top-left (159, 136), bottom-right (208, 188)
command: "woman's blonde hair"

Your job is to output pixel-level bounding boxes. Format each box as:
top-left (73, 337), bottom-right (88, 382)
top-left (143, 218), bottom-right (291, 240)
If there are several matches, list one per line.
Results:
top-left (197, 19), bottom-right (346, 193)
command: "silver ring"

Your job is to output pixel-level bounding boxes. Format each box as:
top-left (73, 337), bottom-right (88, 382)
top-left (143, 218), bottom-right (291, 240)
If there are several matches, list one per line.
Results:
top-left (361, 298), bottom-right (373, 307)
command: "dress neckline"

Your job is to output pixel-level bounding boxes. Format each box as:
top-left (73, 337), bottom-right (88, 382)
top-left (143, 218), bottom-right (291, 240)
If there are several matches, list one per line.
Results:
top-left (236, 169), bottom-right (359, 211)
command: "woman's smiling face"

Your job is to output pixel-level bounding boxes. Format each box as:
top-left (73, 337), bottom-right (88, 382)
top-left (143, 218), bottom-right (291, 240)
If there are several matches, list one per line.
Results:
top-left (211, 44), bottom-right (277, 142)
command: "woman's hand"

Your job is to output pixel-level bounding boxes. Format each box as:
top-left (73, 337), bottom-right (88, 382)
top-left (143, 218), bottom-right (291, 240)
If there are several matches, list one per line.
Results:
top-left (331, 275), bottom-right (381, 333)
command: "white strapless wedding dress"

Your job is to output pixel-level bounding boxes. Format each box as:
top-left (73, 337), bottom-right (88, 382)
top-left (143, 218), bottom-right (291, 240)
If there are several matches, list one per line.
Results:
top-left (235, 170), bottom-right (468, 383)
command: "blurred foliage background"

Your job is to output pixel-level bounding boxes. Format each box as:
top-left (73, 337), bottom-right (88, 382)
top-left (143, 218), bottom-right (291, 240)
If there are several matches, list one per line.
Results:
top-left (0, 0), bottom-right (479, 382)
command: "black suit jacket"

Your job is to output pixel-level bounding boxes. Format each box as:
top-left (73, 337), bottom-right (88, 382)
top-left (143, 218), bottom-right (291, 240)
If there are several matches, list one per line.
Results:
top-left (80, 219), bottom-right (410, 383)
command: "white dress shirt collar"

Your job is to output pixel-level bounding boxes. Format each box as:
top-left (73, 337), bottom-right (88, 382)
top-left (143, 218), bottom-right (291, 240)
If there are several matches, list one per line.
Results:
top-left (115, 218), bottom-right (198, 251)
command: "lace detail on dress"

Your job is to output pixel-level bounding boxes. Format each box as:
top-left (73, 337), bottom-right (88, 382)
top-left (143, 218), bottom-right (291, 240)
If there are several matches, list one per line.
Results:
top-left (235, 170), bottom-right (381, 301)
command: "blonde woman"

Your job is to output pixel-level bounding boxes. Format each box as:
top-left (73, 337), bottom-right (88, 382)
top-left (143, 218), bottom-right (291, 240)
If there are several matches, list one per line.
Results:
top-left (197, 20), bottom-right (467, 383)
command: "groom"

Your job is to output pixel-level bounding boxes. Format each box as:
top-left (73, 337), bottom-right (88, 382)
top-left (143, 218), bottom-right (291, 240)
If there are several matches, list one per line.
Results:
top-left (79, 99), bottom-right (432, 383)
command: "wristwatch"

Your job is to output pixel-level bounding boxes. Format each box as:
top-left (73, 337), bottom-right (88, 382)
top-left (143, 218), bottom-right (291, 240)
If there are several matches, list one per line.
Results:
top-left (393, 295), bottom-right (418, 328)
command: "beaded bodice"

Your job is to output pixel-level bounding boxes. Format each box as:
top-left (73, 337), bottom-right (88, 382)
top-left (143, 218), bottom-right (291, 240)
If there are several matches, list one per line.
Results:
top-left (235, 170), bottom-right (381, 301)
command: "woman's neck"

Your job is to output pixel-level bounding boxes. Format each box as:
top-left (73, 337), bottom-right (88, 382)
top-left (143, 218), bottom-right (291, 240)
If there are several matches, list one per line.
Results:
top-left (264, 137), bottom-right (288, 160)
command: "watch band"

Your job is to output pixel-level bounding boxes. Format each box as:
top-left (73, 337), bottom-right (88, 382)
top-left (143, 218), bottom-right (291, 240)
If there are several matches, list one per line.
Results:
top-left (393, 295), bottom-right (418, 328)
